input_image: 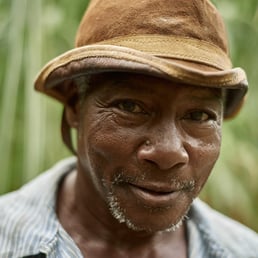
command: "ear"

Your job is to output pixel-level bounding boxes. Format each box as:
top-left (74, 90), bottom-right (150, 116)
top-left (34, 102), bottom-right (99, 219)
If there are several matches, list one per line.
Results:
top-left (64, 99), bottom-right (80, 129)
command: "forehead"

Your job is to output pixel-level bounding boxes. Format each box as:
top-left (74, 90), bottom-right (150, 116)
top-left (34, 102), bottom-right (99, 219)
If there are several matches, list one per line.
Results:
top-left (87, 72), bottom-right (222, 99)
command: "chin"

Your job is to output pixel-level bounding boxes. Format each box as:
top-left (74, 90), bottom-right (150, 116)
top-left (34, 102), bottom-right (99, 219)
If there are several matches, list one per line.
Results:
top-left (107, 192), bottom-right (192, 233)
top-left (124, 214), bottom-right (187, 233)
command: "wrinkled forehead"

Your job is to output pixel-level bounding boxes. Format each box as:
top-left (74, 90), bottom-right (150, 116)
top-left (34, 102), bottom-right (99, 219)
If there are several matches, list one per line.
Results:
top-left (77, 72), bottom-right (223, 100)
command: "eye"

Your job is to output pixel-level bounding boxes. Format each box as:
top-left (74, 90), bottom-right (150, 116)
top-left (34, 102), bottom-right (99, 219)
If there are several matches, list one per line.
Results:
top-left (116, 99), bottom-right (145, 114)
top-left (184, 110), bottom-right (215, 122)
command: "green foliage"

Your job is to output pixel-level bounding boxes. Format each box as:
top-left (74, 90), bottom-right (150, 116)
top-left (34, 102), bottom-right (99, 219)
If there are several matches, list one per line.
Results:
top-left (0, 0), bottom-right (257, 232)
top-left (201, 0), bottom-right (258, 232)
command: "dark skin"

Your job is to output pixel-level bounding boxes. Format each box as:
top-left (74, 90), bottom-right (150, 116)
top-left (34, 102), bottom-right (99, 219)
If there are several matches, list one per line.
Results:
top-left (57, 73), bottom-right (223, 257)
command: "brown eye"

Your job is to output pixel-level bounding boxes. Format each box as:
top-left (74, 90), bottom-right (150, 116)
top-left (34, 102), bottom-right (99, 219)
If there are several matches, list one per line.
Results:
top-left (117, 100), bottom-right (144, 113)
top-left (185, 111), bottom-right (213, 122)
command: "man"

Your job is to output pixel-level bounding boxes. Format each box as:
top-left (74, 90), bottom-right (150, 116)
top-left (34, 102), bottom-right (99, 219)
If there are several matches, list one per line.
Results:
top-left (1, 0), bottom-right (258, 257)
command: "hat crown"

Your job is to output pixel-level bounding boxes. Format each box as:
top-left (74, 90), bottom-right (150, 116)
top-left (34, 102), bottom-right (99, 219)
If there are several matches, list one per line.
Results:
top-left (75, 0), bottom-right (229, 54)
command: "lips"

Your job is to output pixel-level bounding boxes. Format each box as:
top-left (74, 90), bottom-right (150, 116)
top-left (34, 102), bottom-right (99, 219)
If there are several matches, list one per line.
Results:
top-left (128, 182), bottom-right (182, 208)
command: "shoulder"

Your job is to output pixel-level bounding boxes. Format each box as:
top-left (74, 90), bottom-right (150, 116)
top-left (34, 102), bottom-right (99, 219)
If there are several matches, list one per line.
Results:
top-left (190, 199), bottom-right (258, 258)
top-left (0, 157), bottom-right (76, 257)
top-left (0, 188), bottom-right (45, 257)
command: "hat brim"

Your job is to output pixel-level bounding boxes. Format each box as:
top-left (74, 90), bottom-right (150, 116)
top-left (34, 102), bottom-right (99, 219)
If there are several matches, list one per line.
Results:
top-left (35, 44), bottom-right (248, 118)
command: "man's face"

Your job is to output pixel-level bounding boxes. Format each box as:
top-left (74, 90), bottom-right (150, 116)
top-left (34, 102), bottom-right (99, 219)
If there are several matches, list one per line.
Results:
top-left (76, 73), bottom-right (223, 233)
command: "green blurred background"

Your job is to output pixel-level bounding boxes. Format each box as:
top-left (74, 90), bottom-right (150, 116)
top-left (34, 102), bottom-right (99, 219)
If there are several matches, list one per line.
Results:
top-left (0, 0), bottom-right (257, 232)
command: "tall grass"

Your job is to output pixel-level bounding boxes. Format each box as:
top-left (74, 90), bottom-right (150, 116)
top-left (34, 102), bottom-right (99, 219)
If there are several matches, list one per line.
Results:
top-left (201, 0), bottom-right (258, 231)
top-left (0, 0), bottom-right (28, 190)
top-left (0, 0), bottom-right (257, 232)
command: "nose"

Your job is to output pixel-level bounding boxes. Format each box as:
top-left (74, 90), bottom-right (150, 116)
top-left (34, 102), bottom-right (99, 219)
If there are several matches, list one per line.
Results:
top-left (137, 125), bottom-right (189, 170)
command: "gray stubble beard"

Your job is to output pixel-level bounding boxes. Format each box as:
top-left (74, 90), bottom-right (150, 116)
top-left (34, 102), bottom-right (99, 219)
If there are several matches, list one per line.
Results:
top-left (107, 187), bottom-right (192, 233)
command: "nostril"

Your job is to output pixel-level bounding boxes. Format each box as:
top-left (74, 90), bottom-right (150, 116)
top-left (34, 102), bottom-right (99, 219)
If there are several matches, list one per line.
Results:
top-left (144, 158), bottom-right (186, 171)
top-left (172, 162), bottom-right (186, 170)
top-left (145, 159), bottom-right (158, 167)
top-left (137, 140), bottom-right (189, 171)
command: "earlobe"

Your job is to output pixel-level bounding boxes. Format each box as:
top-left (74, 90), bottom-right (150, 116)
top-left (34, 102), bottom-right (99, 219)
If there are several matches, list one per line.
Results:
top-left (61, 107), bottom-right (77, 155)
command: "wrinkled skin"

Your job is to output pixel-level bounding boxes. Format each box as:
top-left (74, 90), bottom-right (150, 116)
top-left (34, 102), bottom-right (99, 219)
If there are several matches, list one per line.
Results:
top-left (57, 73), bottom-right (223, 257)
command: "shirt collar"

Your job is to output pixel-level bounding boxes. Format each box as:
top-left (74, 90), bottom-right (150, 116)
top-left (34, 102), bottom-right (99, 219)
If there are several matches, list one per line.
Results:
top-left (14, 157), bottom-right (77, 257)
top-left (187, 199), bottom-right (233, 258)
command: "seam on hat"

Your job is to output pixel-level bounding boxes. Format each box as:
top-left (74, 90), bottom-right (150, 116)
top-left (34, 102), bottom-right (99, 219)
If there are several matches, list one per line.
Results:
top-left (37, 47), bottom-right (245, 90)
top-left (96, 35), bottom-right (232, 70)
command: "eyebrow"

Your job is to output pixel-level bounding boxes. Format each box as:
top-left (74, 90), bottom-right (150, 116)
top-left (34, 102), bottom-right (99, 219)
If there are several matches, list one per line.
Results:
top-left (92, 73), bottom-right (223, 102)
top-left (108, 77), bottom-right (156, 95)
top-left (113, 78), bottom-right (222, 96)
top-left (184, 86), bottom-right (223, 101)
top-left (194, 93), bottom-right (222, 101)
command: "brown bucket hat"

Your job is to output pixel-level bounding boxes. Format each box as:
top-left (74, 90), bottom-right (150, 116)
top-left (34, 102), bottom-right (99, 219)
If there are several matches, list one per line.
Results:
top-left (35, 0), bottom-right (248, 119)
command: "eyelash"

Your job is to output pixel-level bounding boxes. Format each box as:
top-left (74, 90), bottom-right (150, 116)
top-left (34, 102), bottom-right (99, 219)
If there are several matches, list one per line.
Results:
top-left (112, 99), bottom-right (147, 114)
top-left (184, 110), bottom-right (217, 122)
top-left (110, 99), bottom-right (218, 123)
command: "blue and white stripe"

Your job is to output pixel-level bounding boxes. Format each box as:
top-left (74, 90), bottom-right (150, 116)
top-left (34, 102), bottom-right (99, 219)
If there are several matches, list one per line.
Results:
top-left (0, 157), bottom-right (83, 258)
top-left (1, 157), bottom-right (258, 257)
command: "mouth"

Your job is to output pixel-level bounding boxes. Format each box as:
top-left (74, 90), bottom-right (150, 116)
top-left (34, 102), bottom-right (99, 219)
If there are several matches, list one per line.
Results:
top-left (128, 183), bottom-right (183, 208)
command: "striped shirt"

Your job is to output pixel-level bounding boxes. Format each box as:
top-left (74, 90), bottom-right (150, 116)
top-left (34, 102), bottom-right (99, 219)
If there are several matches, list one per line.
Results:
top-left (1, 158), bottom-right (258, 258)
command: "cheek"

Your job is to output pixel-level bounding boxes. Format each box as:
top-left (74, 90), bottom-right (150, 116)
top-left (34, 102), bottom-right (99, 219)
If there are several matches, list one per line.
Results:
top-left (189, 130), bottom-right (222, 189)
top-left (87, 124), bottom-right (133, 165)
top-left (77, 111), bottom-right (139, 182)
